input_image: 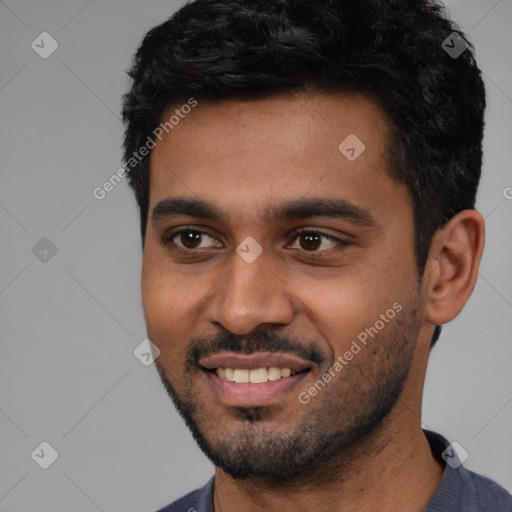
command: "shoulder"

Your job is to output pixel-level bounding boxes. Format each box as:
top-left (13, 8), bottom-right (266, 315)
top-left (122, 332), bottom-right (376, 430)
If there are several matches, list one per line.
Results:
top-left (424, 430), bottom-right (512, 511)
top-left (155, 477), bottom-right (214, 512)
top-left (458, 467), bottom-right (512, 511)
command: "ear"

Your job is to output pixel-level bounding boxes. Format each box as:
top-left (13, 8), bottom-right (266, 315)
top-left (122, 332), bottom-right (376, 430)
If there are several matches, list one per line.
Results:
top-left (423, 210), bottom-right (485, 326)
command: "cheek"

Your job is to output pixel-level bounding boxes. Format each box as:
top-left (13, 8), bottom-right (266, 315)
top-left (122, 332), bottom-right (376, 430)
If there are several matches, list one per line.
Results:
top-left (142, 255), bottom-right (166, 328)
top-left (141, 269), bottom-right (187, 379)
top-left (141, 248), bottom-right (209, 361)
top-left (290, 264), bottom-right (408, 347)
top-left (289, 271), bottom-right (415, 373)
top-left (141, 249), bottom-right (185, 345)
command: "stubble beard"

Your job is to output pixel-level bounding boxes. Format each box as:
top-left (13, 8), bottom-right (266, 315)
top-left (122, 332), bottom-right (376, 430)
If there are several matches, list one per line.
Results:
top-left (154, 293), bottom-right (422, 486)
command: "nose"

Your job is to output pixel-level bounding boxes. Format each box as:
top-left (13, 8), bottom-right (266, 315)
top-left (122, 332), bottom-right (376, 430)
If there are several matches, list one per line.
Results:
top-left (205, 249), bottom-right (295, 335)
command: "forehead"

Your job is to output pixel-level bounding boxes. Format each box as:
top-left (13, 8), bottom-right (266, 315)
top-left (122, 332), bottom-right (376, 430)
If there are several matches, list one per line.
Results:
top-left (148, 92), bottom-right (410, 224)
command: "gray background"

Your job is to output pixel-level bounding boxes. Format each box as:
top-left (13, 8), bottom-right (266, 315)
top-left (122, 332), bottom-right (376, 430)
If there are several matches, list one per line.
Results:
top-left (0, 1), bottom-right (511, 511)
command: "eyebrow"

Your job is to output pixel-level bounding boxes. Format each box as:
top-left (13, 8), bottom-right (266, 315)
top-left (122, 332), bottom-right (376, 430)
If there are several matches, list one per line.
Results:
top-left (151, 196), bottom-right (377, 228)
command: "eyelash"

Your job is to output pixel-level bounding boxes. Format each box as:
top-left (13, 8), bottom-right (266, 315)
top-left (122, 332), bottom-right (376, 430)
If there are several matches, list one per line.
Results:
top-left (163, 227), bottom-right (347, 254)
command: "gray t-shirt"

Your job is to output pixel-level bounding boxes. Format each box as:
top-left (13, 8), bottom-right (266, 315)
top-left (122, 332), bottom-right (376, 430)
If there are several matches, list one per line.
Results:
top-left (157, 430), bottom-right (512, 511)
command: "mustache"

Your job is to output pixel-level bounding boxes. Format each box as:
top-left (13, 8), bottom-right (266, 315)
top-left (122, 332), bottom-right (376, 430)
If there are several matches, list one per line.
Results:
top-left (186, 330), bottom-right (327, 370)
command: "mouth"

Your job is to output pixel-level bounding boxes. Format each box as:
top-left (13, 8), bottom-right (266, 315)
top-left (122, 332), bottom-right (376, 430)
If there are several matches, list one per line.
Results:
top-left (198, 352), bottom-right (313, 406)
top-left (212, 366), bottom-right (301, 383)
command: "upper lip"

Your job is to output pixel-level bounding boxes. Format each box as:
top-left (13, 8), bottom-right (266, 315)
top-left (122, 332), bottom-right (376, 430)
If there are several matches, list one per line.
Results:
top-left (199, 352), bottom-right (314, 373)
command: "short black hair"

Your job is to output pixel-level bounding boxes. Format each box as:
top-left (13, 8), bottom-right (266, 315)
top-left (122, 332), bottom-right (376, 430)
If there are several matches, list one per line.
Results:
top-left (122, 0), bottom-right (485, 348)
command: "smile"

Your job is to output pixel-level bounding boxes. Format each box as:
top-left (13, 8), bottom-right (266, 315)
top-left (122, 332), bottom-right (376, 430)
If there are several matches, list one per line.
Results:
top-left (214, 367), bottom-right (297, 383)
top-left (199, 352), bottom-right (313, 406)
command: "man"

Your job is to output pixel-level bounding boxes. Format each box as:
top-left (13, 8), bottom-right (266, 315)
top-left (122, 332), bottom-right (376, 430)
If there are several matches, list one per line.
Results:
top-left (122, 0), bottom-right (512, 510)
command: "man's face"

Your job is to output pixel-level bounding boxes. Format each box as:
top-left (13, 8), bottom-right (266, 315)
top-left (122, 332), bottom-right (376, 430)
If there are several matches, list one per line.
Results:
top-left (143, 92), bottom-right (425, 482)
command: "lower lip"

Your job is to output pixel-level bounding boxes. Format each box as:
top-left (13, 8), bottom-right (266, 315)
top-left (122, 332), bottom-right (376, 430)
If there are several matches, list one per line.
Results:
top-left (204, 371), bottom-right (309, 406)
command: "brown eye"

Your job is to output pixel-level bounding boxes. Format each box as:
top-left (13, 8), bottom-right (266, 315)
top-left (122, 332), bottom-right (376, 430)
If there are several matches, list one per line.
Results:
top-left (299, 232), bottom-right (322, 251)
top-left (179, 231), bottom-right (203, 249)
top-left (289, 230), bottom-right (341, 252)
top-left (166, 229), bottom-right (217, 250)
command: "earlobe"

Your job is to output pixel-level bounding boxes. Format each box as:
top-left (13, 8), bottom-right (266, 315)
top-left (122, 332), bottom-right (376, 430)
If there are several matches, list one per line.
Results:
top-left (424, 210), bottom-right (485, 326)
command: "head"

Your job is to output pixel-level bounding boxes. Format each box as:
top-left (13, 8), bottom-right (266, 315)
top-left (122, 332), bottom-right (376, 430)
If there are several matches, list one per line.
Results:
top-left (122, 0), bottom-right (485, 483)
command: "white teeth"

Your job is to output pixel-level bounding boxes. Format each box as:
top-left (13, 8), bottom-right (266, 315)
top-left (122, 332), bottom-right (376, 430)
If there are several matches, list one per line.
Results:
top-left (233, 369), bottom-right (249, 383)
top-left (280, 368), bottom-right (291, 378)
top-left (267, 367), bottom-right (282, 380)
top-left (249, 368), bottom-right (267, 383)
top-left (215, 366), bottom-right (297, 383)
